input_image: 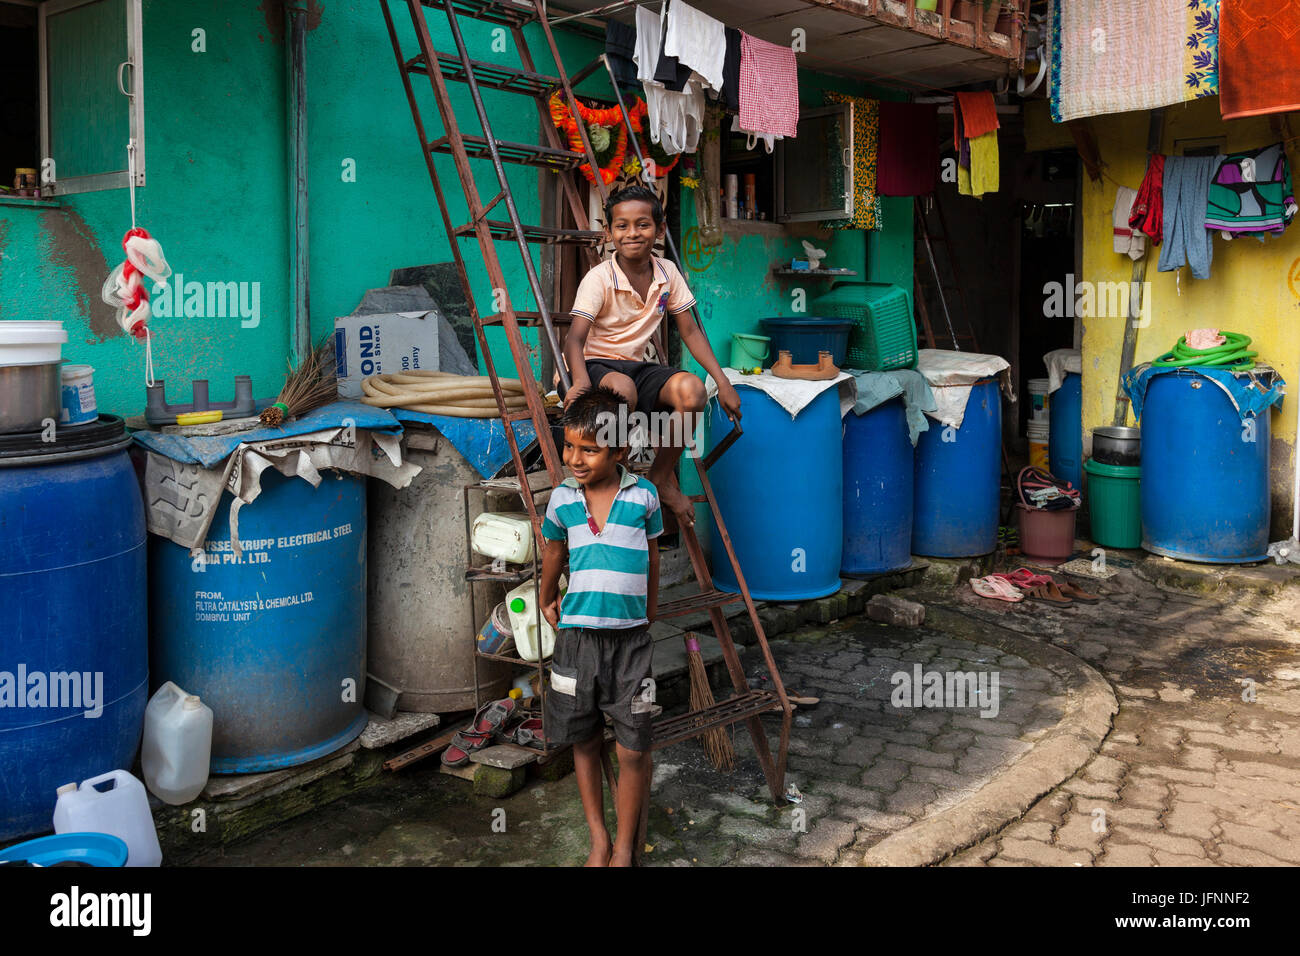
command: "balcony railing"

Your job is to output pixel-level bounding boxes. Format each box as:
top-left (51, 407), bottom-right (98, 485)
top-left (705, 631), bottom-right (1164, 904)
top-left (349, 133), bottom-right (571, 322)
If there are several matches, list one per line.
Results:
top-left (837, 0), bottom-right (1029, 64)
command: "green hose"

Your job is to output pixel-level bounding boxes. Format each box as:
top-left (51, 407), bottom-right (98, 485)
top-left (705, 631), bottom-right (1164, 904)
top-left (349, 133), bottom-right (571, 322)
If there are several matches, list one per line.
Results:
top-left (1151, 331), bottom-right (1257, 372)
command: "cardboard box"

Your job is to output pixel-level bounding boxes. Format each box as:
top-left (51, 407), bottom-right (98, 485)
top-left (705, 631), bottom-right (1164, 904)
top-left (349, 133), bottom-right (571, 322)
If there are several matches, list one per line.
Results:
top-left (334, 309), bottom-right (476, 398)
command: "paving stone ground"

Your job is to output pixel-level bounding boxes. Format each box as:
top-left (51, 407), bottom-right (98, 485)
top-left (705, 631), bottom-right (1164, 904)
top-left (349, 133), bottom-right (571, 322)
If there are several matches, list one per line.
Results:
top-left (188, 617), bottom-right (1074, 867)
top-left (940, 564), bottom-right (1300, 868)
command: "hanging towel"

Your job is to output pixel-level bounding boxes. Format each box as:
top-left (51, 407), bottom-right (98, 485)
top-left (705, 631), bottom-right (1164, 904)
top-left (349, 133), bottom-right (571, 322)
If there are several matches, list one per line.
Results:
top-left (1157, 154), bottom-right (1218, 280)
top-left (738, 31), bottom-right (799, 140)
top-left (654, 49), bottom-right (692, 92)
top-left (953, 91), bottom-right (999, 142)
top-left (1219, 0), bottom-right (1300, 119)
top-left (662, 0), bottom-right (725, 92)
top-left (1048, 0), bottom-right (1221, 123)
top-left (605, 20), bottom-right (639, 91)
top-left (818, 91), bottom-right (880, 230)
top-left (633, 5), bottom-right (661, 84)
top-left (1129, 153), bottom-right (1165, 245)
top-left (1113, 186), bottom-right (1146, 259)
top-left (722, 28), bottom-right (742, 111)
top-left (957, 130), bottom-right (999, 198)
top-left (877, 101), bottom-right (938, 197)
top-left (1206, 143), bottom-right (1298, 236)
top-left (635, 5), bottom-right (704, 155)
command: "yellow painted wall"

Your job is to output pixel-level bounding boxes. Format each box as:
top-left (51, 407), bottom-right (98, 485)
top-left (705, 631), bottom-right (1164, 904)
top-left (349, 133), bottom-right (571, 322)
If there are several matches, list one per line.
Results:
top-left (1079, 98), bottom-right (1300, 537)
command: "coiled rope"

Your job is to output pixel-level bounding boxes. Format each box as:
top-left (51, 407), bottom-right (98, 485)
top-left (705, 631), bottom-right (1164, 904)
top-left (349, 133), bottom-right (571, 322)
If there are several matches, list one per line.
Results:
top-left (359, 370), bottom-right (539, 418)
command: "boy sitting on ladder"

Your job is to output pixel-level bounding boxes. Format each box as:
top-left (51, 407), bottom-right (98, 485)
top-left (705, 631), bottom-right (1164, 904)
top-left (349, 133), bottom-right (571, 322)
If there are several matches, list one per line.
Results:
top-left (563, 184), bottom-right (741, 529)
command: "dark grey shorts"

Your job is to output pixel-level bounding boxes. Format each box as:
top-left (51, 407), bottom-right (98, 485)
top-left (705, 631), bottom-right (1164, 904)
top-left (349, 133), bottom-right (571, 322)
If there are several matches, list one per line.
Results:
top-left (546, 625), bottom-right (656, 752)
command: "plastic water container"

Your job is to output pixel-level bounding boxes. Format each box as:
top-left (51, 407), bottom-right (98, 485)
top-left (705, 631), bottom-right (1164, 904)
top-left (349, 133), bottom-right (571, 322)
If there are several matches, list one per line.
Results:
top-left (53, 770), bottom-right (162, 867)
top-left (60, 364), bottom-right (97, 425)
top-left (1028, 378), bottom-right (1050, 422)
top-left (1027, 419), bottom-right (1049, 469)
top-left (1048, 371), bottom-right (1082, 492)
top-left (141, 682), bottom-right (213, 805)
top-left (507, 576), bottom-right (564, 661)
top-left (471, 511), bottom-right (535, 564)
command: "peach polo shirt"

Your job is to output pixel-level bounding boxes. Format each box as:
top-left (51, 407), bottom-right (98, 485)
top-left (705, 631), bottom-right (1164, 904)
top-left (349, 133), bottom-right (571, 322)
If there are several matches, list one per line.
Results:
top-left (569, 255), bottom-right (696, 362)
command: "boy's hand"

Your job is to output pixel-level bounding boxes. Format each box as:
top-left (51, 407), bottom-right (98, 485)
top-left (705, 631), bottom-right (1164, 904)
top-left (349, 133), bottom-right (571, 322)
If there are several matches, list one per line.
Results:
top-left (542, 599), bottom-right (560, 628)
top-left (717, 380), bottom-right (743, 422)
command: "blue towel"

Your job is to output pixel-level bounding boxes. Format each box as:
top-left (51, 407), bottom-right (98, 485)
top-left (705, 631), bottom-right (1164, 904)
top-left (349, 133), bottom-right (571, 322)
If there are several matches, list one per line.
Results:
top-left (1157, 155), bottom-right (1218, 280)
top-left (1122, 364), bottom-right (1285, 425)
top-left (849, 368), bottom-right (938, 445)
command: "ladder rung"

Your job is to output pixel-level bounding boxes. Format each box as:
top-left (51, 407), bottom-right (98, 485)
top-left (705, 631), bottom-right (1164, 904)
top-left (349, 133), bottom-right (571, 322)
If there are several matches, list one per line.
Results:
top-left (504, 407), bottom-right (542, 423)
top-left (656, 589), bottom-right (744, 620)
top-left (651, 691), bottom-right (782, 749)
top-left (406, 51), bottom-right (558, 98)
top-left (419, 0), bottom-right (537, 27)
top-left (430, 135), bottom-right (583, 171)
top-left (482, 310), bottom-right (572, 327)
top-left (454, 220), bottom-right (603, 246)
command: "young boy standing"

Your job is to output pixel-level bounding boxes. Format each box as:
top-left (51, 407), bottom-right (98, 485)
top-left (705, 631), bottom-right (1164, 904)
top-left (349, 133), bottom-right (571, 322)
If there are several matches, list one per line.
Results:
top-left (539, 386), bottom-right (662, 867)
top-left (565, 185), bottom-right (742, 529)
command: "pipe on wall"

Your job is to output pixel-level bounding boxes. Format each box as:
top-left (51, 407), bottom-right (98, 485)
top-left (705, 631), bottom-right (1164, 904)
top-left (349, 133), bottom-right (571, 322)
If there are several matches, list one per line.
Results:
top-left (287, 3), bottom-right (310, 363)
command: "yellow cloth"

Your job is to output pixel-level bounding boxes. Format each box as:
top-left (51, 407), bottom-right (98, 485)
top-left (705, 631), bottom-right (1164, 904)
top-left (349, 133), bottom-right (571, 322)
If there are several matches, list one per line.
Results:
top-left (958, 131), bottom-right (999, 199)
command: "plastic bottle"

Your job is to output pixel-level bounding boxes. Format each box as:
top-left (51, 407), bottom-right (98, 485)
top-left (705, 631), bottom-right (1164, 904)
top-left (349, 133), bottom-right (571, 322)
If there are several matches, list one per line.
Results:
top-left (507, 575), bottom-right (565, 661)
top-left (471, 511), bottom-right (535, 564)
top-left (53, 771), bottom-right (162, 867)
top-left (141, 681), bottom-right (214, 805)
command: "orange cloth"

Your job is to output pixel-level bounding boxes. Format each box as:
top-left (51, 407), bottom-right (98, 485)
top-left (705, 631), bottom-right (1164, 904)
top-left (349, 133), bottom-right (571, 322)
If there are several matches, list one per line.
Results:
top-left (1219, 0), bottom-right (1300, 120)
top-left (953, 91), bottom-right (1000, 141)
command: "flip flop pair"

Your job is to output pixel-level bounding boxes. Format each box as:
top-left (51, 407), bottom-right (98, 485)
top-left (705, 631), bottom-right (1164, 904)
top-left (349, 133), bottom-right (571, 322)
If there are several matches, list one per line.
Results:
top-left (970, 575), bottom-right (1024, 602)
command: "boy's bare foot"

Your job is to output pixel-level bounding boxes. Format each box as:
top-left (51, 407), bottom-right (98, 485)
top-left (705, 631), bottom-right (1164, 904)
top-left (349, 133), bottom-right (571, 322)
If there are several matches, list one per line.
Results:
top-left (655, 475), bottom-right (695, 529)
top-left (609, 847), bottom-right (635, 867)
top-left (586, 834), bottom-right (613, 867)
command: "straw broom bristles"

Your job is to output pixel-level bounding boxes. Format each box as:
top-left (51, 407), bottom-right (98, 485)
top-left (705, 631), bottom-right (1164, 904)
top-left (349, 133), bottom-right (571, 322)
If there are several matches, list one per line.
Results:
top-left (260, 338), bottom-right (338, 427)
top-left (685, 634), bottom-right (735, 772)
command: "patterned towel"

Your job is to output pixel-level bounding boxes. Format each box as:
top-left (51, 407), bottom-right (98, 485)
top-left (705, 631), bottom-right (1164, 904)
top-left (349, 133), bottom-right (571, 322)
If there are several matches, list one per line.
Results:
top-left (822, 91), bottom-right (880, 230)
top-left (1049, 0), bottom-right (1220, 123)
top-left (1220, 0), bottom-right (1300, 119)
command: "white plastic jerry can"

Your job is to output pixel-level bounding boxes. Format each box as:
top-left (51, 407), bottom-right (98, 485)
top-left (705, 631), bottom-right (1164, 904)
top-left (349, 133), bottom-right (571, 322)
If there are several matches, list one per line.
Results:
top-left (141, 681), bottom-right (214, 805)
top-left (53, 770), bottom-right (163, 867)
top-left (507, 575), bottom-right (565, 662)
top-left (471, 511), bottom-right (535, 564)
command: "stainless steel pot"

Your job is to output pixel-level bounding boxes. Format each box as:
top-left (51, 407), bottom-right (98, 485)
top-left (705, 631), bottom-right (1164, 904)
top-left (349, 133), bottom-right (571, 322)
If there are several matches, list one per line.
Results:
top-left (1092, 425), bottom-right (1140, 466)
top-left (0, 362), bottom-right (62, 433)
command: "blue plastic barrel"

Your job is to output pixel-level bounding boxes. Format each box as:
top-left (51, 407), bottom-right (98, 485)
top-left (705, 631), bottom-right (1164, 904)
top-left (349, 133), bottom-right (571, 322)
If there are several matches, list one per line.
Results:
top-left (1049, 371), bottom-right (1082, 491)
top-left (149, 469), bottom-right (368, 773)
top-left (913, 379), bottom-right (1002, 557)
top-left (843, 397), bottom-right (913, 574)
top-left (707, 384), bottom-right (842, 600)
top-left (1140, 369), bottom-right (1271, 563)
top-left (0, 419), bottom-right (147, 841)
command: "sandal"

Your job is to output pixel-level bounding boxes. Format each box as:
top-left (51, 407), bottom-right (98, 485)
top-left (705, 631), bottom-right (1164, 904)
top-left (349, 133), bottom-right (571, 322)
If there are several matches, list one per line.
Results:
top-left (440, 697), bottom-right (517, 766)
top-left (970, 575), bottom-right (1024, 602)
top-left (993, 568), bottom-right (1053, 589)
top-left (510, 717), bottom-right (547, 750)
top-left (1056, 580), bottom-right (1101, 604)
top-left (1022, 581), bottom-right (1074, 607)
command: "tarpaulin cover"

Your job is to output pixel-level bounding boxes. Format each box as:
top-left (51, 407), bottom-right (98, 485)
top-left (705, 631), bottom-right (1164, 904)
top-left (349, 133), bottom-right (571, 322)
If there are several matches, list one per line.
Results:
top-left (133, 401), bottom-right (401, 468)
top-left (1122, 363), bottom-right (1285, 424)
top-left (391, 409), bottom-right (537, 480)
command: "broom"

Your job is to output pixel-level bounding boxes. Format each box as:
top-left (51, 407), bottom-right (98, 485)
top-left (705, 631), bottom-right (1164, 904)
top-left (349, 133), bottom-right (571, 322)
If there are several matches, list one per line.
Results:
top-left (260, 338), bottom-right (337, 427)
top-left (684, 633), bottom-right (735, 772)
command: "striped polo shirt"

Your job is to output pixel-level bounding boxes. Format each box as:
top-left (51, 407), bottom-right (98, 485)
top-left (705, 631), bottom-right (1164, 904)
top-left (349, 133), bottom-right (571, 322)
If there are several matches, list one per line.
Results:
top-left (541, 465), bottom-right (663, 629)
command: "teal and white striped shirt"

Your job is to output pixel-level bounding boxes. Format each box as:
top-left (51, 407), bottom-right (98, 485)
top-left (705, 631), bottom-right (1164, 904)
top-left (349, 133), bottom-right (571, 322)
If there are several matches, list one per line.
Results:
top-left (541, 465), bottom-right (663, 629)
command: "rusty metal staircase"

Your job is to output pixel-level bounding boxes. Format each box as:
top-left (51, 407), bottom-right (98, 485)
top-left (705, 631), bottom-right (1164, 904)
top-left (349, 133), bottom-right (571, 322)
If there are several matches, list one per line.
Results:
top-left (381, 0), bottom-right (791, 802)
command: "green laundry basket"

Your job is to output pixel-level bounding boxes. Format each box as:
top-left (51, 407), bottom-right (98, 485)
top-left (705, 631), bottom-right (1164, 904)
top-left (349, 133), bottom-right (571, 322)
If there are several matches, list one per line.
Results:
top-left (810, 281), bottom-right (917, 371)
top-left (1084, 458), bottom-right (1141, 549)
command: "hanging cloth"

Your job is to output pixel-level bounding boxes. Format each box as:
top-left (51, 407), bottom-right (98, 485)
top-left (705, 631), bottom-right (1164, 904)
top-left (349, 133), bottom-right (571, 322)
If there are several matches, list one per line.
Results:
top-left (1219, 0), bottom-right (1300, 120)
top-left (662, 0), bottom-right (725, 92)
top-left (1112, 185), bottom-right (1146, 259)
top-left (1157, 154), bottom-right (1218, 280)
top-left (1205, 143), bottom-right (1298, 237)
top-left (737, 30), bottom-right (799, 140)
top-left (958, 131), bottom-right (999, 198)
top-left (821, 91), bottom-right (880, 230)
top-left (1129, 153), bottom-right (1166, 245)
top-left (605, 20), bottom-right (639, 90)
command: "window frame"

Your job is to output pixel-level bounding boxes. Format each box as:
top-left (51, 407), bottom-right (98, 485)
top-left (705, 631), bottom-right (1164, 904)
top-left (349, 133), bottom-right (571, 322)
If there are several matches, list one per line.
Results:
top-left (775, 102), bottom-right (853, 223)
top-left (38, 0), bottom-right (144, 196)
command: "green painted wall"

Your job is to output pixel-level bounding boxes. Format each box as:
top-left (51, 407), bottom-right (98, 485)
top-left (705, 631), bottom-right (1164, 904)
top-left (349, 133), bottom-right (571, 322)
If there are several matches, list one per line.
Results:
top-left (0, 1), bottom-right (598, 417)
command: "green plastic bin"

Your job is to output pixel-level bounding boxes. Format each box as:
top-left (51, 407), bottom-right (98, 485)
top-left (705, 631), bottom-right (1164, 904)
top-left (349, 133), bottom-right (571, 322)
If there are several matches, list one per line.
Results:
top-left (809, 281), bottom-right (917, 371)
top-left (1084, 458), bottom-right (1141, 549)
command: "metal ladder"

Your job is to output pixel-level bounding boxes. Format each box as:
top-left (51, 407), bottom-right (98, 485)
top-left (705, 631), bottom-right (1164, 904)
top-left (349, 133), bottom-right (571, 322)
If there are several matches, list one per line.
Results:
top-left (381, 0), bottom-right (791, 802)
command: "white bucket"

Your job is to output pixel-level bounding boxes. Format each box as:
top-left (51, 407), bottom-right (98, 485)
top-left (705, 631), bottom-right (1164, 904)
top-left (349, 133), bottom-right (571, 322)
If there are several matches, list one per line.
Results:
top-left (0, 320), bottom-right (67, 366)
top-left (60, 364), bottom-right (97, 424)
top-left (1028, 378), bottom-right (1050, 422)
top-left (1027, 420), bottom-right (1049, 469)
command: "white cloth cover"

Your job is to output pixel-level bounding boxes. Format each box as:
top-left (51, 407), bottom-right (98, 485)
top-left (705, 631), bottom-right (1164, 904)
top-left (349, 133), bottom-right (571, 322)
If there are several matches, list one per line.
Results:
top-left (1043, 347), bottom-right (1082, 394)
top-left (704, 367), bottom-right (855, 420)
top-left (635, 4), bottom-right (704, 155)
top-left (915, 349), bottom-right (1012, 428)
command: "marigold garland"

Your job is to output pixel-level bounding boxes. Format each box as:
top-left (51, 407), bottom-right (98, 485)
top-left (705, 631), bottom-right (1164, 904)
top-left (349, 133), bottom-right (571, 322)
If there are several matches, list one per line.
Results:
top-left (548, 95), bottom-right (680, 183)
